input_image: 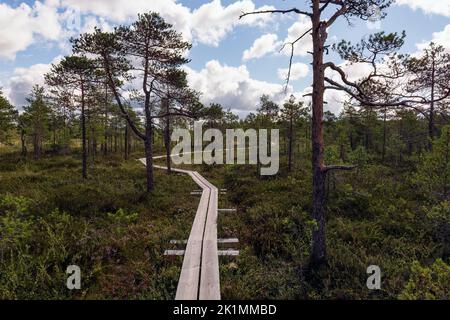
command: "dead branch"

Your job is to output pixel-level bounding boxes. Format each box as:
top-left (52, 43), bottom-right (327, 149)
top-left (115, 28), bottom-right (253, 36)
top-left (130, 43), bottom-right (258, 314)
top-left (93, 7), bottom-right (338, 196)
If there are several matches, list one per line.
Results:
top-left (239, 8), bottom-right (312, 20)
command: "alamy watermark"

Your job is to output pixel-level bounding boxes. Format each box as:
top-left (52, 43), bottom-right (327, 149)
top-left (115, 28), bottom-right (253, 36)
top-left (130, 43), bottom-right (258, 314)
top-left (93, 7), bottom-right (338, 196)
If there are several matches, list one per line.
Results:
top-left (171, 121), bottom-right (279, 175)
top-left (366, 5), bottom-right (382, 30)
top-left (366, 265), bottom-right (381, 290)
top-left (61, 6), bottom-right (81, 33)
top-left (66, 265), bottom-right (81, 290)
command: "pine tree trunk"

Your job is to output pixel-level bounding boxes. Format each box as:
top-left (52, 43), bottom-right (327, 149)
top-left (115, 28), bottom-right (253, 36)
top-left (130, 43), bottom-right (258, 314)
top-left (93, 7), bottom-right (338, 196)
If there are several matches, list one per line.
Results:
top-left (21, 129), bottom-right (27, 157)
top-left (104, 112), bottom-right (108, 156)
top-left (164, 121), bottom-right (172, 174)
top-left (288, 118), bottom-right (293, 172)
top-left (339, 144), bottom-right (345, 161)
top-left (310, 0), bottom-right (327, 265)
top-left (429, 57), bottom-right (436, 151)
top-left (104, 85), bottom-right (108, 156)
top-left (382, 107), bottom-right (387, 162)
top-left (93, 136), bottom-right (97, 162)
top-left (81, 82), bottom-right (87, 179)
top-left (164, 99), bottom-right (172, 174)
top-left (144, 124), bottom-right (154, 192)
top-left (33, 135), bottom-right (39, 160)
top-left (124, 123), bottom-right (129, 160)
top-left (114, 128), bottom-right (118, 153)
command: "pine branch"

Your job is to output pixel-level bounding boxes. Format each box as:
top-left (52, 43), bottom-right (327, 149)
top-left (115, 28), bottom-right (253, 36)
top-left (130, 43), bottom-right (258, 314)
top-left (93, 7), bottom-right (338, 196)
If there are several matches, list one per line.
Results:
top-left (239, 8), bottom-right (312, 20)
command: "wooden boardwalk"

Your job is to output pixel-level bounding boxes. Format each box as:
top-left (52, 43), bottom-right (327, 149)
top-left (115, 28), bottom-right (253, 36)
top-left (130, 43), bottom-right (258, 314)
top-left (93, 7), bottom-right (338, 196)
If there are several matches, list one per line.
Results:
top-left (139, 158), bottom-right (220, 300)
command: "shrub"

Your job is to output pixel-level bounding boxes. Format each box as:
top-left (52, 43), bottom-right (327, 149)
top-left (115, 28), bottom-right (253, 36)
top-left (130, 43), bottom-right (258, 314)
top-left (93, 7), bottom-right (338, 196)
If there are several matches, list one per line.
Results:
top-left (399, 259), bottom-right (450, 300)
top-left (0, 195), bottom-right (33, 250)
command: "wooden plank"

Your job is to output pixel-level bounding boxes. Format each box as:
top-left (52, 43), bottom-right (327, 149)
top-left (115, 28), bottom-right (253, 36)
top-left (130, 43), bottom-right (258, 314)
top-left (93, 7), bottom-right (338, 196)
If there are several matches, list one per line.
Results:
top-left (197, 173), bottom-right (221, 301)
top-left (140, 158), bottom-right (222, 301)
top-left (175, 171), bottom-right (210, 300)
top-left (218, 208), bottom-right (237, 213)
top-left (140, 159), bottom-right (211, 300)
top-left (218, 250), bottom-right (240, 256)
top-left (164, 250), bottom-right (185, 256)
top-left (165, 249), bottom-right (239, 256)
top-left (170, 238), bottom-right (238, 245)
top-left (218, 238), bottom-right (239, 244)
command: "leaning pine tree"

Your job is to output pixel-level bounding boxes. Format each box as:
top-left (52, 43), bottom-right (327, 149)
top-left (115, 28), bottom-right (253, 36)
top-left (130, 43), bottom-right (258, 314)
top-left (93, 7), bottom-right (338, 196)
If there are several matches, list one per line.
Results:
top-left (73, 13), bottom-right (200, 192)
top-left (241, 0), bottom-right (450, 265)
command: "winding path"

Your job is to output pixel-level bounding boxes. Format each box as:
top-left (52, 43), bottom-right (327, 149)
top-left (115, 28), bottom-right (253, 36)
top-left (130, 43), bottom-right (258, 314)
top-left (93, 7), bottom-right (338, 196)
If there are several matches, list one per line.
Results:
top-left (139, 155), bottom-right (220, 300)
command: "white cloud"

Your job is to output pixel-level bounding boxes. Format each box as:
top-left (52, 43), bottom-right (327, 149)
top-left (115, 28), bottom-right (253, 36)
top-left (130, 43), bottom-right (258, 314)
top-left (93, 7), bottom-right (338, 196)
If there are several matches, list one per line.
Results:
top-left (396, 0), bottom-right (450, 18)
top-left (0, 0), bottom-right (275, 60)
top-left (81, 16), bottom-right (113, 34)
top-left (61, 0), bottom-right (187, 23)
top-left (417, 24), bottom-right (450, 51)
top-left (61, 0), bottom-right (275, 47)
top-left (4, 56), bottom-right (62, 107)
top-left (323, 89), bottom-right (350, 115)
top-left (242, 16), bottom-right (312, 61)
top-left (299, 86), bottom-right (349, 115)
top-left (61, 0), bottom-right (193, 43)
top-left (243, 34), bottom-right (281, 61)
top-left (185, 60), bottom-right (291, 116)
top-left (277, 63), bottom-right (309, 81)
top-left (280, 16), bottom-right (313, 57)
top-left (0, 0), bottom-right (61, 59)
top-left (33, 0), bottom-right (62, 41)
top-left (191, 0), bottom-right (275, 47)
top-left (327, 62), bottom-right (374, 83)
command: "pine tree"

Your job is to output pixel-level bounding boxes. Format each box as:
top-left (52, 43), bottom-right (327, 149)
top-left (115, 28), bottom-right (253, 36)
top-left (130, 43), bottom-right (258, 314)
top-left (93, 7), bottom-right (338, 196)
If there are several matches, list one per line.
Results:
top-left (73, 13), bottom-right (200, 191)
top-left (22, 86), bottom-right (50, 160)
top-left (280, 95), bottom-right (303, 172)
top-left (0, 89), bottom-right (16, 145)
top-left (46, 55), bottom-right (97, 178)
top-left (406, 43), bottom-right (450, 150)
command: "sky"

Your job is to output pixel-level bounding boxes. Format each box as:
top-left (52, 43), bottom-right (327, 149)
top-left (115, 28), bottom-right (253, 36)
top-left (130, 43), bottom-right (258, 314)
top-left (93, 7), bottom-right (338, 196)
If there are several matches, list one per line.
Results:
top-left (0, 0), bottom-right (449, 117)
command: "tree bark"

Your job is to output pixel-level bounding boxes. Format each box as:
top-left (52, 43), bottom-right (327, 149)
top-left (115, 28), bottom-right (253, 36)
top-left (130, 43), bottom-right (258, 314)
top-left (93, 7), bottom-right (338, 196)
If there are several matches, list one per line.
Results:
top-left (104, 87), bottom-right (108, 156)
top-left (444, 130), bottom-right (449, 201)
top-left (310, 0), bottom-right (328, 265)
top-left (429, 56), bottom-right (436, 151)
top-left (20, 129), bottom-right (27, 157)
top-left (288, 118), bottom-right (293, 172)
top-left (81, 81), bottom-right (87, 179)
top-left (144, 123), bottom-right (154, 192)
top-left (124, 122), bottom-right (129, 160)
top-left (32, 136), bottom-right (37, 159)
top-left (339, 143), bottom-right (345, 162)
top-left (164, 98), bottom-right (172, 174)
top-left (382, 106), bottom-right (387, 162)
top-left (114, 126), bottom-right (118, 153)
top-left (143, 81), bottom-right (154, 192)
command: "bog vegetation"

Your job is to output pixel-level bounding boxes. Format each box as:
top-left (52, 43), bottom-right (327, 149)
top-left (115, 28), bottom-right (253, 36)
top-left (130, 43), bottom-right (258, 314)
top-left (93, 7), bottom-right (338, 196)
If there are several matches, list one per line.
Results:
top-left (0, 6), bottom-right (449, 300)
